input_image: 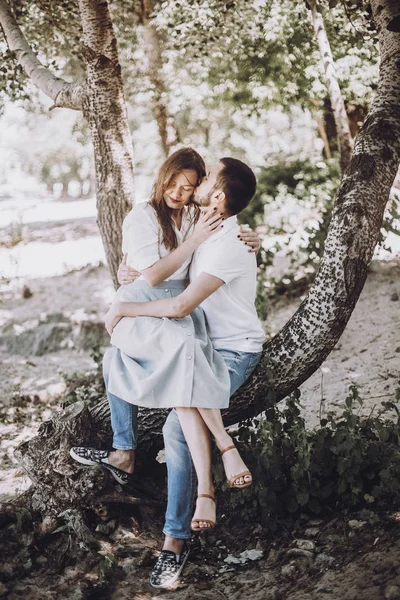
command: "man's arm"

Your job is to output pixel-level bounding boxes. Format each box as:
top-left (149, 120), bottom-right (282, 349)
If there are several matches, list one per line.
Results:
top-left (105, 273), bottom-right (223, 334)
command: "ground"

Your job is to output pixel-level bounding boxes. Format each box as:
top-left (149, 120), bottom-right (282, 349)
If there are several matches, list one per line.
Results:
top-left (0, 209), bottom-right (400, 598)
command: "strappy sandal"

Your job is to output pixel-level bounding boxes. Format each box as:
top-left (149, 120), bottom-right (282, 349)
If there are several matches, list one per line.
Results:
top-left (191, 494), bottom-right (216, 531)
top-left (221, 444), bottom-right (253, 489)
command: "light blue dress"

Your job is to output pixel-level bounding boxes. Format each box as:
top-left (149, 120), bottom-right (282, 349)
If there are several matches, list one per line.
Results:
top-left (106, 203), bottom-right (231, 409)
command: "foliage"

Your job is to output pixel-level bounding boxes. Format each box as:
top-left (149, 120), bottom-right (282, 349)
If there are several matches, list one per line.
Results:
top-left (217, 385), bottom-right (400, 529)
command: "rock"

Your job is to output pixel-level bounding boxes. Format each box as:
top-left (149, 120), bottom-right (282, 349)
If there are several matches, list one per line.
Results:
top-left (224, 549), bottom-right (263, 565)
top-left (348, 519), bottom-right (367, 530)
top-left (385, 585), bottom-right (400, 600)
top-left (281, 563), bottom-right (296, 578)
top-left (315, 553), bottom-right (335, 567)
top-left (3, 322), bottom-right (72, 356)
top-left (0, 583), bottom-right (8, 598)
top-left (294, 539), bottom-right (315, 552)
top-left (286, 548), bottom-right (314, 562)
top-left (22, 285), bottom-right (33, 299)
top-left (304, 527), bottom-right (320, 538)
top-left (36, 555), bottom-right (48, 565)
top-left (306, 519), bottom-right (323, 527)
top-left (240, 549), bottom-right (264, 561)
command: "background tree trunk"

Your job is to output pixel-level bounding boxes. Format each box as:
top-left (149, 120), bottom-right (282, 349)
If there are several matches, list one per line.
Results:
top-left (308, 0), bottom-right (354, 173)
top-left (0, 0), bottom-right (135, 288)
top-left (78, 0), bottom-right (135, 288)
top-left (138, 0), bottom-right (180, 156)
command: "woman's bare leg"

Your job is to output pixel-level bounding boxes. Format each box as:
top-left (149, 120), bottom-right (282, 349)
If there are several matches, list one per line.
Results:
top-left (197, 408), bottom-right (252, 486)
top-left (175, 407), bottom-right (216, 529)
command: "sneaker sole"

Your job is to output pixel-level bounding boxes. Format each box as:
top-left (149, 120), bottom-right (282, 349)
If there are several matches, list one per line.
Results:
top-left (149, 549), bottom-right (190, 589)
top-left (69, 448), bottom-right (100, 466)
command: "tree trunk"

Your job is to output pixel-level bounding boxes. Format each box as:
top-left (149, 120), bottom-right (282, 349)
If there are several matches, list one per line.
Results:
top-left (78, 0), bottom-right (135, 288)
top-left (12, 0), bottom-right (400, 516)
top-left (137, 0), bottom-right (180, 156)
top-left (308, 0), bottom-right (354, 173)
top-left (311, 98), bottom-right (332, 159)
top-left (0, 0), bottom-right (135, 287)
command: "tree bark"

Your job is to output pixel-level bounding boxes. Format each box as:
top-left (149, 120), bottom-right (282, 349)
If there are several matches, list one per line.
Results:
top-left (12, 0), bottom-right (400, 516)
top-left (138, 0), bottom-right (180, 156)
top-left (0, 0), bottom-right (135, 287)
top-left (308, 0), bottom-right (354, 173)
top-left (78, 0), bottom-right (135, 288)
top-left (0, 0), bottom-right (85, 109)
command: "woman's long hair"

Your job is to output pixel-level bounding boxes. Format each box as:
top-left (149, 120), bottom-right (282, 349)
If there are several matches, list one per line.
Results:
top-left (149, 148), bottom-right (205, 251)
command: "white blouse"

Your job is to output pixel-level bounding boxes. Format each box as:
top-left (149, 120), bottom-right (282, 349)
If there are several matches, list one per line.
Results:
top-left (122, 202), bottom-right (195, 281)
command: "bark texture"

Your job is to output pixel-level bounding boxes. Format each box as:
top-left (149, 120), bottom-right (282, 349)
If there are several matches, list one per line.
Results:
top-left (0, 0), bottom-right (85, 109)
top-left (0, 0), bottom-right (135, 287)
top-left (309, 0), bottom-right (354, 173)
top-left (78, 0), bottom-right (135, 287)
top-left (12, 0), bottom-right (400, 516)
top-left (138, 0), bottom-right (180, 155)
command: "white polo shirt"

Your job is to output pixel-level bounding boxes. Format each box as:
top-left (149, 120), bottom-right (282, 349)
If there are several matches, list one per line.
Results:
top-left (189, 215), bottom-right (265, 353)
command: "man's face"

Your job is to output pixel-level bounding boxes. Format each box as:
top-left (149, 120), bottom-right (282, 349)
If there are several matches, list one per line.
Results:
top-left (194, 163), bottom-right (223, 207)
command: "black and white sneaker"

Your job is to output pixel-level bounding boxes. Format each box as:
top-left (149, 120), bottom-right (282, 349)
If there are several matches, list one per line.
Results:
top-left (69, 446), bottom-right (132, 485)
top-left (149, 543), bottom-right (190, 589)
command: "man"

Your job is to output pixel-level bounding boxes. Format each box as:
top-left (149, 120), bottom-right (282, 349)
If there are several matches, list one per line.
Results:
top-left (105, 157), bottom-right (265, 588)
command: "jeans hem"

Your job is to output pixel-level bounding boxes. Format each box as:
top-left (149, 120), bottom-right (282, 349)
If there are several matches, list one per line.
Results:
top-left (112, 445), bottom-right (137, 450)
top-left (162, 529), bottom-right (191, 541)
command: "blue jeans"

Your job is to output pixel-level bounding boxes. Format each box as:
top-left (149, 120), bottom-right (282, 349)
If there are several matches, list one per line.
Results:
top-left (162, 349), bottom-right (262, 540)
top-left (103, 347), bottom-right (139, 450)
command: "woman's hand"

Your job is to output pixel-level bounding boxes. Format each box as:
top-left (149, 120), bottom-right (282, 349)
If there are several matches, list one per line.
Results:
top-left (118, 254), bottom-right (141, 286)
top-left (105, 302), bottom-right (122, 335)
top-left (239, 227), bottom-right (261, 253)
top-left (191, 208), bottom-right (224, 245)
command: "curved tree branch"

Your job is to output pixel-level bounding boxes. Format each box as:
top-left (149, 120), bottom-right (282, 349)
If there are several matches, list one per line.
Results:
top-left (0, 0), bottom-right (85, 110)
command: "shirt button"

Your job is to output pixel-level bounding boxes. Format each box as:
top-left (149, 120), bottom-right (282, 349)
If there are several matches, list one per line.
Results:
top-left (187, 333), bottom-right (192, 336)
top-left (182, 324), bottom-right (187, 328)
top-left (186, 355), bottom-right (192, 360)
top-left (164, 289), bottom-right (169, 292)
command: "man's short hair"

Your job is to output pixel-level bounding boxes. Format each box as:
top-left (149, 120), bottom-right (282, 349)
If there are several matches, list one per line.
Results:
top-left (215, 157), bottom-right (257, 215)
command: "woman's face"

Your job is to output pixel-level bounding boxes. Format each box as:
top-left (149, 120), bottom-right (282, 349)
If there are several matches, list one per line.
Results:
top-left (163, 169), bottom-right (198, 210)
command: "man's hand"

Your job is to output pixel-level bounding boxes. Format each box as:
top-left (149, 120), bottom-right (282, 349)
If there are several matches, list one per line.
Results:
top-left (105, 302), bottom-right (122, 335)
top-left (239, 227), bottom-right (261, 253)
top-left (118, 254), bottom-right (141, 286)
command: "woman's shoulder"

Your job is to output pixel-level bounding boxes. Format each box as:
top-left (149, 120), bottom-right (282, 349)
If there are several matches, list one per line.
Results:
top-left (123, 202), bottom-right (158, 227)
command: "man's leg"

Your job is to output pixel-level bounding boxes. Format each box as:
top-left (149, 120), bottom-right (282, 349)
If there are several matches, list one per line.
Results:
top-left (103, 347), bottom-right (138, 472)
top-left (70, 348), bottom-right (137, 481)
top-left (162, 409), bottom-right (196, 550)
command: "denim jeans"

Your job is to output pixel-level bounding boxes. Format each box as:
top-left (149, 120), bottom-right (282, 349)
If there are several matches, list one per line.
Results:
top-left (103, 347), bottom-right (139, 450)
top-left (162, 349), bottom-right (262, 540)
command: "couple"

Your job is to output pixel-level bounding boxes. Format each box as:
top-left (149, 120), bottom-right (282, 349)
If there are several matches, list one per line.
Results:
top-left (70, 147), bottom-right (265, 589)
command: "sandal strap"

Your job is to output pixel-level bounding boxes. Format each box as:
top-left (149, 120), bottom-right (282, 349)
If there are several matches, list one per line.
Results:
top-left (197, 494), bottom-right (215, 502)
top-left (220, 444), bottom-right (236, 456)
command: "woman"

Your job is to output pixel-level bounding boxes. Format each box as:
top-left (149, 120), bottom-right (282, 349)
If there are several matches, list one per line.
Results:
top-left (71, 148), bottom-right (256, 529)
